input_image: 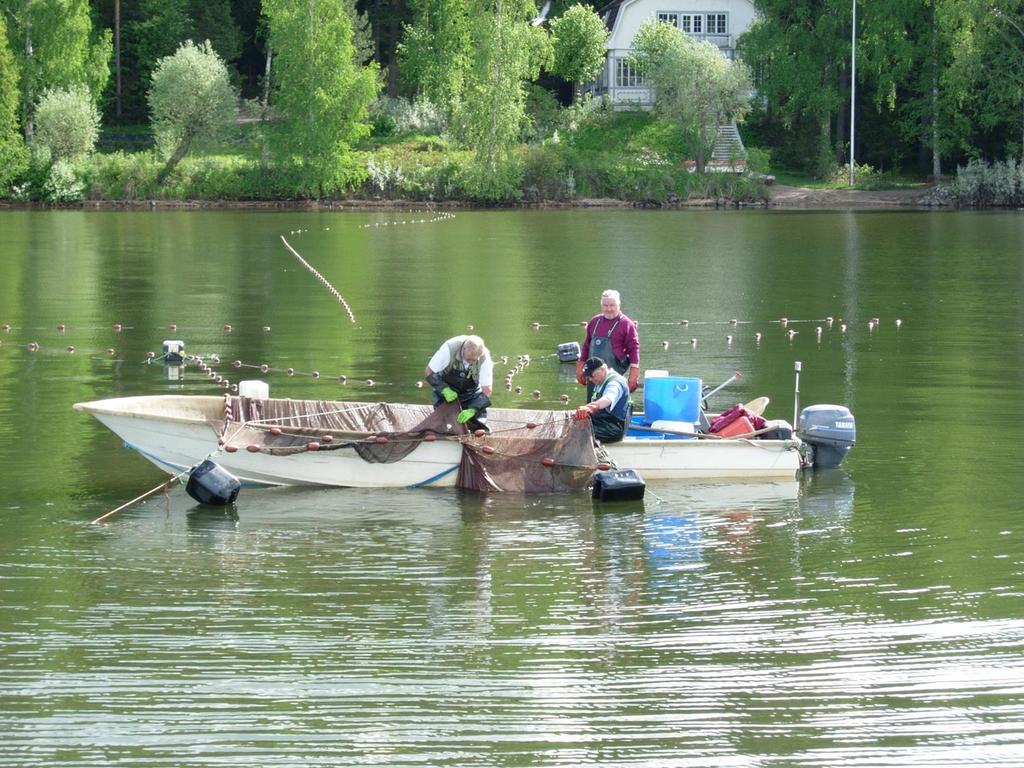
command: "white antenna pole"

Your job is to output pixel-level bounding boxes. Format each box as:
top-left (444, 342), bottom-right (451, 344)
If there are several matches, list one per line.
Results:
top-left (850, 0), bottom-right (856, 187)
top-left (793, 361), bottom-right (802, 427)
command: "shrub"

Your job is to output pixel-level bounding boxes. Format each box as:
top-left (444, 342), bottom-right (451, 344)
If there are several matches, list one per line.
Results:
top-left (34, 85), bottom-right (101, 161)
top-left (745, 146), bottom-right (771, 174)
top-left (953, 158), bottom-right (1023, 206)
top-left (41, 159), bottom-right (85, 203)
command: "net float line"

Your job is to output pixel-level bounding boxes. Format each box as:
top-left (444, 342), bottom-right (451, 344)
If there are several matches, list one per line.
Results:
top-left (358, 211), bottom-right (456, 229)
top-left (280, 235), bottom-right (356, 323)
top-left (503, 353), bottom-right (531, 392)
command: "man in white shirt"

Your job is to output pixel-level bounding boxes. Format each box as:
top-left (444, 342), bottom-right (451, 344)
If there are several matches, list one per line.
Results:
top-left (425, 334), bottom-right (494, 431)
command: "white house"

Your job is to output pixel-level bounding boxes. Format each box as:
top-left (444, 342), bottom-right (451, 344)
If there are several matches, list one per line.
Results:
top-left (594, 0), bottom-right (757, 108)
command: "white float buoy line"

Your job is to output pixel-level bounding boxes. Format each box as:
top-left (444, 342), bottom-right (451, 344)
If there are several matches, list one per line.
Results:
top-left (280, 235), bottom-right (356, 323)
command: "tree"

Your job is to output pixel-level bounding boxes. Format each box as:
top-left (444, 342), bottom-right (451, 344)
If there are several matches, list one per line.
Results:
top-left (399, 0), bottom-right (472, 121)
top-left (190, 0), bottom-right (241, 64)
top-left (263, 0), bottom-right (380, 197)
top-left (631, 20), bottom-right (752, 173)
top-left (549, 3), bottom-right (608, 102)
top-left (0, 13), bottom-right (27, 192)
top-left (148, 40), bottom-right (237, 185)
top-left (457, 0), bottom-right (551, 198)
top-left (121, 0), bottom-right (194, 122)
top-left (0, 0), bottom-right (111, 143)
top-left (34, 83), bottom-right (99, 160)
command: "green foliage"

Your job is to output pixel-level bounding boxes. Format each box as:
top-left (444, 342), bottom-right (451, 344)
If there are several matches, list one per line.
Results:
top-left (549, 3), bottom-right (609, 90)
top-left (0, 14), bottom-right (27, 192)
top-left (952, 157), bottom-right (1024, 204)
top-left (631, 20), bottom-right (752, 172)
top-left (264, 0), bottom-right (380, 198)
top-left (398, 0), bottom-right (471, 121)
top-left (34, 84), bottom-right (100, 160)
top-left (40, 157), bottom-right (84, 202)
top-left (148, 40), bottom-right (237, 183)
top-left (745, 146), bottom-right (772, 174)
top-left (190, 0), bottom-right (242, 63)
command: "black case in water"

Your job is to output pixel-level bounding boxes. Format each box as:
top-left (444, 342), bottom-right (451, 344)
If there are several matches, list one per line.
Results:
top-left (186, 460), bottom-right (241, 506)
top-left (592, 469), bottom-right (646, 501)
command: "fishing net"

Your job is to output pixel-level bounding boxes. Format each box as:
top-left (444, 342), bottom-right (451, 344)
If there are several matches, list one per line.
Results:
top-left (213, 397), bottom-right (601, 493)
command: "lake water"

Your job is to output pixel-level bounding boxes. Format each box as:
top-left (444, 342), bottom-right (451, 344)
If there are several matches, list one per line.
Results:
top-left (1, 208), bottom-right (1023, 766)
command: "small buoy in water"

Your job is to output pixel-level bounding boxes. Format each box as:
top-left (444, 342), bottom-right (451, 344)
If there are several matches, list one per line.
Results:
top-left (223, 324), bottom-right (232, 333)
top-left (260, 364), bottom-right (269, 373)
top-left (726, 335), bottom-right (733, 344)
top-left (560, 394), bottom-right (569, 403)
top-left (868, 320), bottom-right (876, 331)
top-left (232, 360), bottom-right (242, 368)
top-left (826, 316), bottom-right (834, 325)
top-left (263, 326), bottom-right (271, 332)
top-left (365, 379), bottom-right (375, 386)
top-left (66, 345), bottom-right (75, 353)
top-left (147, 351), bottom-right (155, 358)
top-left (106, 348), bottom-right (115, 355)
top-left (57, 323), bottom-right (65, 332)
top-left (816, 326), bottom-right (823, 336)
top-left (680, 319), bottom-right (689, 326)
top-left (1, 323), bottom-right (9, 332)
top-left (541, 457), bottom-right (556, 467)
top-left (871, 316), bottom-right (880, 324)
top-left (729, 318), bottom-right (738, 326)
top-left (221, 380), bottom-right (230, 389)
top-left (307, 441), bottom-right (320, 451)
top-left (780, 317), bottom-right (788, 326)
top-left (415, 380), bottom-right (424, 389)
top-left (338, 375), bottom-right (347, 384)
top-left (311, 371), bottom-right (320, 379)
top-left (112, 323), bottom-right (122, 333)
top-left (530, 322), bottom-right (541, 329)
top-left (895, 318), bottom-right (902, 328)
top-left (787, 329), bottom-right (798, 339)
top-left (532, 390), bottom-right (541, 399)
top-left (840, 323), bottom-right (847, 333)
top-left (500, 356), bottom-right (508, 365)
top-left (514, 386), bottom-right (523, 394)
top-left (661, 340), bottom-right (669, 349)
top-left (169, 324), bottom-right (177, 331)
top-left (230, 384), bottom-right (238, 393)
top-left (286, 368), bottom-right (294, 376)
top-left (210, 354), bottom-right (220, 364)
top-left (689, 338), bottom-right (697, 346)
top-left (755, 332), bottom-right (762, 342)
top-left (467, 324), bottom-right (474, 331)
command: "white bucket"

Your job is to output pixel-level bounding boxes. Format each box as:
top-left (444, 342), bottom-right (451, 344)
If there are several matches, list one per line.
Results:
top-left (645, 369), bottom-right (669, 379)
top-left (238, 380), bottom-right (270, 400)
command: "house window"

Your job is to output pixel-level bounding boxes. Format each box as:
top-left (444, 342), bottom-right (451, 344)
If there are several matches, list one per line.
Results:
top-left (657, 12), bottom-right (679, 26)
top-left (615, 58), bottom-right (644, 88)
top-left (680, 13), bottom-right (702, 34)
top-left (707, 13), bottom-right (727, 34)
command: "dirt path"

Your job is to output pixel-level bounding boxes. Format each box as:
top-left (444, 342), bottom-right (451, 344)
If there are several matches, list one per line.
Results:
top-left (768, 184), bottom-right (931, 209)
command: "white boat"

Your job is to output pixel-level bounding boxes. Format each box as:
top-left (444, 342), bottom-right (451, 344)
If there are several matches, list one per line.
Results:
top-left (72, 393), bottom-right (851, 490)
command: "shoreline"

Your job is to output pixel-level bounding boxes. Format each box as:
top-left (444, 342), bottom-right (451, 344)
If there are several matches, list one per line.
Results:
top-left (0, 185), bottom-right (955, 212)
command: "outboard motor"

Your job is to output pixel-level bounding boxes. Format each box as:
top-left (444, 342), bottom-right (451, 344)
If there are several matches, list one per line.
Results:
top-left (798, 405), bottom-right (856, 469)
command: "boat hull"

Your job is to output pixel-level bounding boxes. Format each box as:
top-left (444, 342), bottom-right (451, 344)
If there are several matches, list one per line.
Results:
top-left (75, 395), bottom-right (802, 488)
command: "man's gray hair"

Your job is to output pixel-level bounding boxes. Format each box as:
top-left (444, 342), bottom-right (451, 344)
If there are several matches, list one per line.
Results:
top-left (601, 289), bottom-right (621, 304)
top-left (462, 335), bottom-right (488, 360)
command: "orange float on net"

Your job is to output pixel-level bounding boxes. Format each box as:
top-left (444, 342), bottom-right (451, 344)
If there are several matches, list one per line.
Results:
top-left (541, 457), bottom-right (556, 467)
top-left (375, 436), bottom-right (388, 444)
top-left (322, 434), bottom-right (333, 443)
top-left (473, 429), bottom-right (486, 437)
top-left (526, 422), bottom-right (537, 429)
top-left (423, 432), bottom-right (437, 442)
top-left (597, 462), bottom-right (611, 471)
top-left (307, 441), bottom-right (320, 451)
top-left (481, 445), bottom-right (495, 454)
top-left (270, 427), bottom-right (282, 436)
top-left (225, 445), bottom-right (238, 453)
top-left (246, 444), bottom-right (260, 453)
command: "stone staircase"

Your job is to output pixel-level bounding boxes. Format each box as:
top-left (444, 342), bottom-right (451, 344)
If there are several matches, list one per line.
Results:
top-left (711, 123), bottom-right (746, 165)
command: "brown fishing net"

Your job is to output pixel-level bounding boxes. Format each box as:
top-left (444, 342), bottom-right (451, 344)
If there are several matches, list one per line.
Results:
top-left (213, 397), bottom-right (601, 493)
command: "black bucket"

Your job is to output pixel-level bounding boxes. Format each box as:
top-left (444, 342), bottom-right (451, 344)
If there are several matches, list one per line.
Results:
top-left (186, 460), bottom-right (241, 506)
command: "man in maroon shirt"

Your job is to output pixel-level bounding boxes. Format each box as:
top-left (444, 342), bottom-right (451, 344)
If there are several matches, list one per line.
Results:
top-left (576, 289), bottom-right (640, 400)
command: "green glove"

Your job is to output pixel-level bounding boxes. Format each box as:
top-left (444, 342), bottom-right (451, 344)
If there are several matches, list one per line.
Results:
top-left (441, 386), bottom-right (459, 403)
top-left (457, 408), bottom-right (477, 424)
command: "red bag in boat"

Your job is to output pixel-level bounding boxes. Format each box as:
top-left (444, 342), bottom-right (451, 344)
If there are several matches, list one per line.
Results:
top-left (710, 404), bottom-right (766, 434)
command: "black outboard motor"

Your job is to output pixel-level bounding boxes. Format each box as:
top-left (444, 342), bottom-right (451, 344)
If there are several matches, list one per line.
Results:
top-left (186, 460), bottom-right (241, 505)
top-left (798, 405), bottom-right (856, 469)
